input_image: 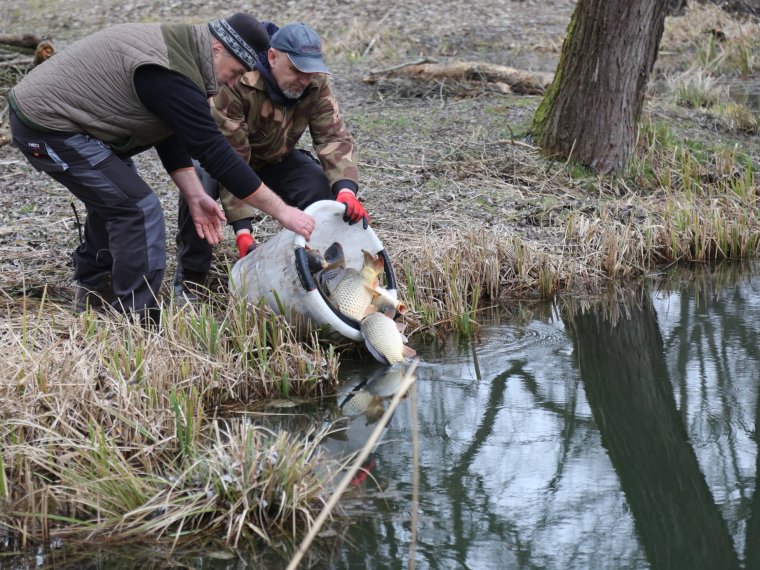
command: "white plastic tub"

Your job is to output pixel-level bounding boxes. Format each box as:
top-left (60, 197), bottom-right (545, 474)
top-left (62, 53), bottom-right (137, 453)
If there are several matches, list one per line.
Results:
top-left (229, 200), bottom-right (398, 342)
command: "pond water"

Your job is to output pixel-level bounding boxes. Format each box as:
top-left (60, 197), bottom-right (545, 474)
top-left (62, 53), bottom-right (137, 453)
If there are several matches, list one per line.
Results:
top-left (5, 263), bottom-right (760, 569)
top-left (328, 262), bottom-right (760, 570)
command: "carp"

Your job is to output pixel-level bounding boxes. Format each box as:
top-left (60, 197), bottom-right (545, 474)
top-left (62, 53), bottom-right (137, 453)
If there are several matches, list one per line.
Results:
top-left (370, 285), bottom-right (408, 316)
top-left (360, 310), bottom-right (417, 365)
top-left (307, 242), bottom-right (415, 363)
top-left (322, 249), bottom-right (384, 322)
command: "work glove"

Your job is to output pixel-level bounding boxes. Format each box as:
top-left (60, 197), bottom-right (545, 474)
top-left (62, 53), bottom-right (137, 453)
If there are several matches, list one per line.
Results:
top-left (236, 232), bottom-right (256, 259)
top-left (336, 190), bottom-right (370, 229)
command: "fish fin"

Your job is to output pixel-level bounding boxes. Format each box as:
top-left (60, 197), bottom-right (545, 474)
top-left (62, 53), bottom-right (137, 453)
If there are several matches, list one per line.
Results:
top-left (363, 283), bottom-right (380, 296)
top-left (386, 308), bottom-right (399, 320)
top-left (363, 305), bottom-right (378, 318)
top-left (317, 268), bottom-right (345, 296)
top-left (324, 242), bottom-right (345, 268)
top-left (395, 320), bottom-right (407, 333)
top-left (402, 345), bottom-right (417, 359)
top-left (363, 336), bottom-right (391, 365)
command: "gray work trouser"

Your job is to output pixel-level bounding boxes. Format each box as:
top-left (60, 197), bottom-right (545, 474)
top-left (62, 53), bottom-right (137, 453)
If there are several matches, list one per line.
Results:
top-left (10, 109), bottom-right (165, 314)
top-left (176, 149), bottom-right (333, 274)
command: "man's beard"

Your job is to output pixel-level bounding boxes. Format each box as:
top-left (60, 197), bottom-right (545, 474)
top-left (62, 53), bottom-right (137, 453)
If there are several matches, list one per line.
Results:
top-left (282, 87), bottom-right (304, 99)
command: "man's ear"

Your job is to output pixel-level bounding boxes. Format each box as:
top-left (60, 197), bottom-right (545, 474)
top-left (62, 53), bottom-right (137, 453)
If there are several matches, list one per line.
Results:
top-left (211, 38), bottom-right (224, 56)
top-left (267, 48), bottom-right (277, 67)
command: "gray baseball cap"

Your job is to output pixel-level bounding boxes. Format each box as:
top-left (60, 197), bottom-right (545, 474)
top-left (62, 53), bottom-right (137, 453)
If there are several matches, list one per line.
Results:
top-left (270, 23), bottom-right (331, 74)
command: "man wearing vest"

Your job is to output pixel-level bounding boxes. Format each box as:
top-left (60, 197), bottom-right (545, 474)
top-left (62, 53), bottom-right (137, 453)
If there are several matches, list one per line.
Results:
top-left (8, 13), bottom-right (317, 325)
top-left (173, 22), bottom-right (369, 302)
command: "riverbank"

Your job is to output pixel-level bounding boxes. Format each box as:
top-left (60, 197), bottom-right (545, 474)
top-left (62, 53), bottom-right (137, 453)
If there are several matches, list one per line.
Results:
top-left (1, 0), bottom-right (759, 554)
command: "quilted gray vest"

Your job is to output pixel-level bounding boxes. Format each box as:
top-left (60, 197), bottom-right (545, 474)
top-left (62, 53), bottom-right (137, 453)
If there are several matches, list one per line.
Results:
top-left (9, 23), bottom-right (217, 153)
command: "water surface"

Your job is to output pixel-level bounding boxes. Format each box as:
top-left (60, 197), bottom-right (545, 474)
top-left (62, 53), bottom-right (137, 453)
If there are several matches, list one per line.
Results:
top-left (330, 264), bottom-right (760, 570)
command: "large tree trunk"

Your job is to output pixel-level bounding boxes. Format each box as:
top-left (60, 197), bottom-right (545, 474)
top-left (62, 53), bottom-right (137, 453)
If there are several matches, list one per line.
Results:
top-left (532, 0), bottom-right (668, 175)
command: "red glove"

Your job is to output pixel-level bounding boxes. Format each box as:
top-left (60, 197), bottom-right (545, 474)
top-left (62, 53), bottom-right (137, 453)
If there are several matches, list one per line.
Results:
top-left (236, 233), bottom-right (255, 259)
top-left (336, 190), bottom-right (370, 229)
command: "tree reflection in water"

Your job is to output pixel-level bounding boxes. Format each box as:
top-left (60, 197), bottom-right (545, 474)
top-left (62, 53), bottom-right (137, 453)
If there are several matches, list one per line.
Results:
top-left (335, 263), bottom-right (760, 570)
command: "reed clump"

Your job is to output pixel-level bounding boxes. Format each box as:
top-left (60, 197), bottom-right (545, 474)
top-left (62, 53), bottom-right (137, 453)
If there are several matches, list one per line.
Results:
top-left (0, 296), bottom-right (341, 546)
top-left (387, 228), bottom-right (572, 335)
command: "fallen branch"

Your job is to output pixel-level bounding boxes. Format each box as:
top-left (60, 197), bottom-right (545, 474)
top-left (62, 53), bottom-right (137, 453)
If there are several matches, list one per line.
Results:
top-left (364, 60), bottom-right (554, 95)
top-left (0, 57), bottom-right (32, 68)
top-left (367, 57), bottom-right (440, 76)
top-left (0, 33), bottom-right (47, 49)
top-left (0, 34), bottom-right (54, 66)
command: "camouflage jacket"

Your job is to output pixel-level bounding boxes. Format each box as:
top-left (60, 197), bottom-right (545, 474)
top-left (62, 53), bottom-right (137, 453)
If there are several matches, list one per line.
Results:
top-left (212, 67), bottom-right (359, 222)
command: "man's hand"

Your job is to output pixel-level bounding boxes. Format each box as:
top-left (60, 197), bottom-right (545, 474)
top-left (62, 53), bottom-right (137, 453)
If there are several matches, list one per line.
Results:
top-left (336, 189), bottom-right (369, 229)
top-left (243, 183), bottom-right (316, 240)
top-left (171, 167), bottom-right (226, 245)
top-left (278, 206), bottom-right (316, 241)
top-left (236, 232), bottom-right (255, 258)
top-left (189, 193), bottom-right (226, 245)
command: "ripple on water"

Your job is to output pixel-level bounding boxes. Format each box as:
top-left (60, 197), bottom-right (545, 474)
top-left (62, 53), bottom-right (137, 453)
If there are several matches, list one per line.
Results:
top-left (467, 319), bottom-right (572, 362)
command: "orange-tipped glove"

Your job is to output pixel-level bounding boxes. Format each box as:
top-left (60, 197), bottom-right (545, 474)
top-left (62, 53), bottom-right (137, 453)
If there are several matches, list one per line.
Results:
top-left (236, 232), bottom-right (255, 259)
top-left (336, 189), bottom-right (370, 229)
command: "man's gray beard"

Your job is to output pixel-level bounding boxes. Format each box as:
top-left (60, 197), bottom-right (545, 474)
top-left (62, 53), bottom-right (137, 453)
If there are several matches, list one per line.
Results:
top-left (282, 88), bottom-right (304, 99)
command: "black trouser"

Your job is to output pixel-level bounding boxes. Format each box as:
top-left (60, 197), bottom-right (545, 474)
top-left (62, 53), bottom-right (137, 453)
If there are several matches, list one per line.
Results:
top-left (176, 149), bottom-right (333, 274)
top-left (10, 109), bottom-right (165, 313)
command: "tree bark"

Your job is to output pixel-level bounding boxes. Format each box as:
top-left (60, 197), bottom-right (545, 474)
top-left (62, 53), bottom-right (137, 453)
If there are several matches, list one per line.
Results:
top-left (532, 0), bottom-right (668, 175)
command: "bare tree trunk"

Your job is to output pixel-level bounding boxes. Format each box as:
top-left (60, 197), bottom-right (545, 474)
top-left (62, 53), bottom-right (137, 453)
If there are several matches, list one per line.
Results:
top-left (532, 0), bottom-right (668, 175)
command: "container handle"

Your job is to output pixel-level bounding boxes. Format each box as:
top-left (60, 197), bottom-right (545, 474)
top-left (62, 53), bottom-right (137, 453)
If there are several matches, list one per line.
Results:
top-left (294, 247), bottom-right (317, 291)
top-left (378, 249), bottom-right (397, 291)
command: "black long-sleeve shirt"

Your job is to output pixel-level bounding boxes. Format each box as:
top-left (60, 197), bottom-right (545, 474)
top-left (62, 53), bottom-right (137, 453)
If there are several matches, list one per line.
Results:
top-left (134, 65), bottom-right (262, 200)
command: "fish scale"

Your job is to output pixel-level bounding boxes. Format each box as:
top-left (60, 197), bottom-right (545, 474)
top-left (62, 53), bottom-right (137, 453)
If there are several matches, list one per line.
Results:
top-left (360, 312), bottom-right (409, 365)
top-left (321, 249), bottom-right (384, 321)
top-left (331, 270), bottom-right (376, 321)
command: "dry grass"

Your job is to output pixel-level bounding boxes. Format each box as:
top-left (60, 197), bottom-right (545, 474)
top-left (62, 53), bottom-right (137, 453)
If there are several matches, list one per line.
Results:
top-left (662, 4), bottom-right (760, 58)
top-left (0, 297), bottom-right (342, 546)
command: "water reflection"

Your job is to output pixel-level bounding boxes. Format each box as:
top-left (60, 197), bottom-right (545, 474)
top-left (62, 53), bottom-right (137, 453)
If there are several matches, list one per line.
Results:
top-left (566, 286), bottom-right (739, 569)
top-left (335, 263), bottom-right (760, 570)
top-left (322, 364), bottom-right (418, 488)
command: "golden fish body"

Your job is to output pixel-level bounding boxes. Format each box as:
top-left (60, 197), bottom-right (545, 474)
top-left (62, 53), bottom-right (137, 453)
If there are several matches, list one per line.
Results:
top-left (360, 312), bottom-right (416, 365)
top-left (340, 388), bottom-right (384, 418)
top-left (330, 269), bottom-right (376, 321)
top-left (328, 250), bottom-right (384, 321)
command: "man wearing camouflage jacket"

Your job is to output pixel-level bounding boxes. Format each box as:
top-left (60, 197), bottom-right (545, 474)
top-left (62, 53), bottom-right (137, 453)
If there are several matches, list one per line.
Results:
top-left (174, 22), bottom-right (369, 297)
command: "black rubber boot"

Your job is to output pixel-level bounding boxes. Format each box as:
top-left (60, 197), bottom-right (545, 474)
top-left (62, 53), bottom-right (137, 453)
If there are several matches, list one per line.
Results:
top-left (73, 272), bottom-right (116, 313)
top-left (172, 266), bottom-right (207, 305)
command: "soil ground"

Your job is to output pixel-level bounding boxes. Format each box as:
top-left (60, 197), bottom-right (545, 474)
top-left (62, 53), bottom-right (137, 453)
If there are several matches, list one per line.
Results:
top-left (1, 0), bottom-right (759, 308)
